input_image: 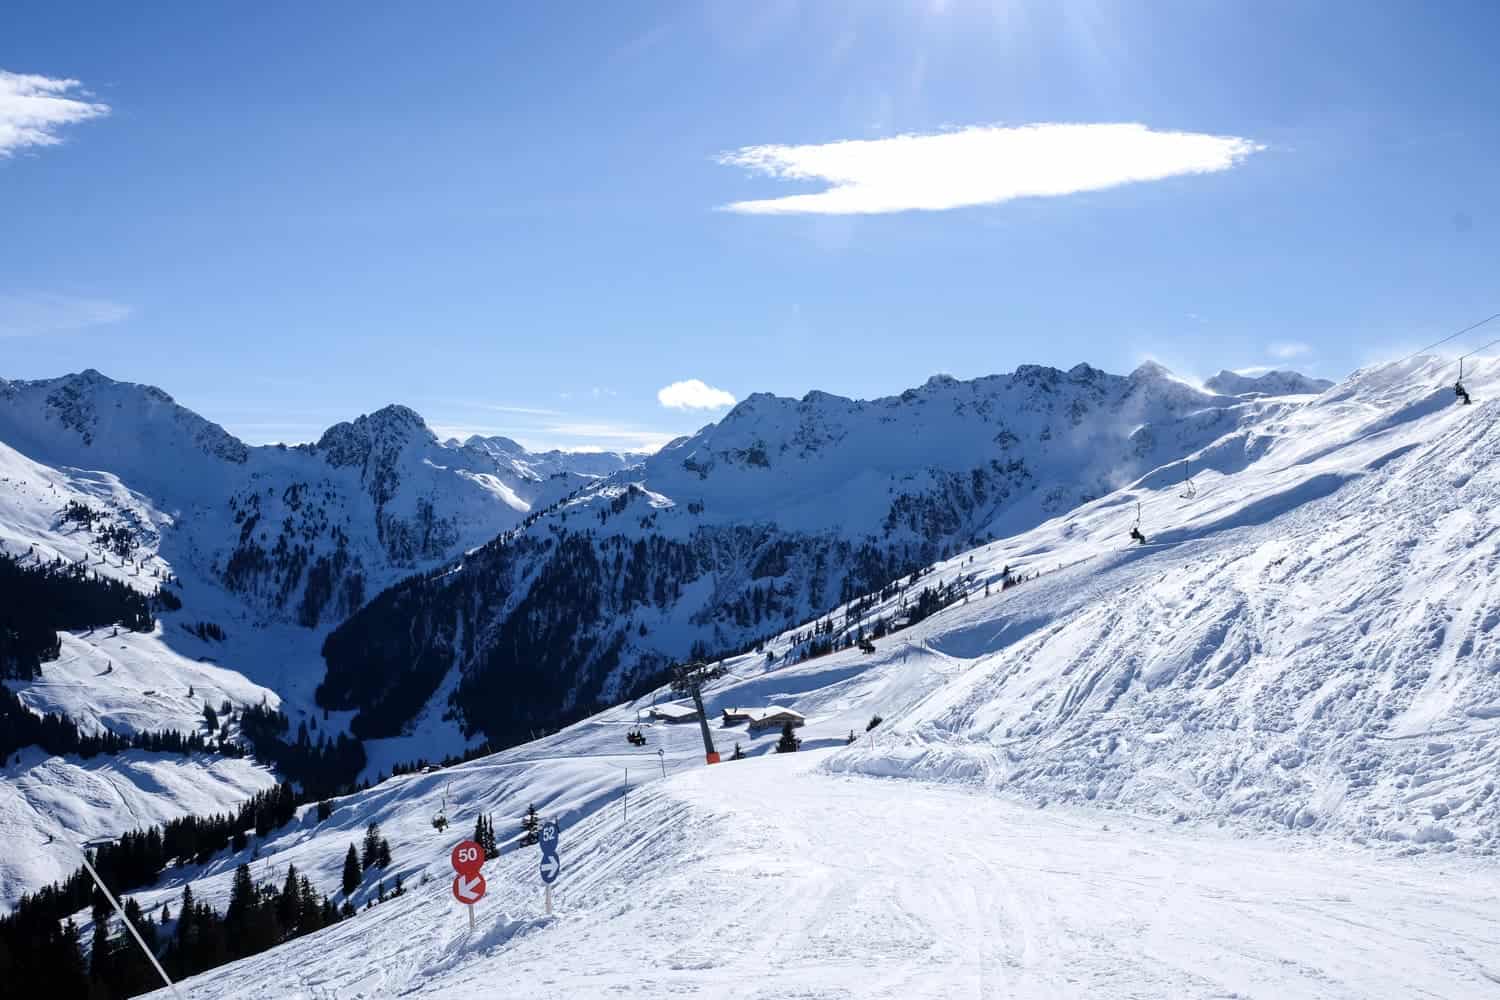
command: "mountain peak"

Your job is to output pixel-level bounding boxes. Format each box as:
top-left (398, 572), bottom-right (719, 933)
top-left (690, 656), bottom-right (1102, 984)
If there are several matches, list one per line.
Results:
top-left (1205, 369), bottom-right (1333, 397)
top-left (315, 404), bottom-right (435, 472)
top-left (1129, 360), bottom-right (1175, 381)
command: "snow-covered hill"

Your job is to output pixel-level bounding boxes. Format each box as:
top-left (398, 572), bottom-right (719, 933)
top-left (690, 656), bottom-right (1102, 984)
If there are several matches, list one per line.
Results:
top-left (321, 361), bottom-right (1328, 748)
top-left (18, 353), bottom-right (1500, 996)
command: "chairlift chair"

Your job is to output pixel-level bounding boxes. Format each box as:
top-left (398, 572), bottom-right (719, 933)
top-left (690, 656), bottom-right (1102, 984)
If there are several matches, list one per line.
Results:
top-left (1129, 501), bottom-right (1147, 545)
top-left (1455, 358), bottom-right (1473, 405)
top-left (1179, 460), bottom-right (1197, 500)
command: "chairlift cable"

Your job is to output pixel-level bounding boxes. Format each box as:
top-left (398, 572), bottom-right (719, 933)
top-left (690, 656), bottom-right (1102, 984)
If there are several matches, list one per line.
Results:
top-left (1391, 311), bottom-right (1500, 368)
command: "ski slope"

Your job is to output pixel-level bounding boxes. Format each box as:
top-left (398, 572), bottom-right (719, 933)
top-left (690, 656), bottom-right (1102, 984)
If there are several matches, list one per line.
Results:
top-left (147, 750), bottom-right (1500, 999)
top-left (17, 353), bottom-right (1500, 994)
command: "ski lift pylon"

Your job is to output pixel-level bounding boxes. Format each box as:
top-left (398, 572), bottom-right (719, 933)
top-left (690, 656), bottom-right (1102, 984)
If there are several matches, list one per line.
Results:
top-left (1179, 459), bottom-right (1197, 499)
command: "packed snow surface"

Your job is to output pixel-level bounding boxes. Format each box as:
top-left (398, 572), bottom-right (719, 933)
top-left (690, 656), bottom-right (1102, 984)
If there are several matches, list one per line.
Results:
top-left (146, 751), bottom-right (1500, 999)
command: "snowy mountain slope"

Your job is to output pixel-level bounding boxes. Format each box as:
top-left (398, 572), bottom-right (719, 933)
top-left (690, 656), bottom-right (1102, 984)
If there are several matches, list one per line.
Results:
top-left (1204, 368), bottom-right (1334, 397)
top-left (142, 752), bottom-right (1500, 1000)
top-left (458, 435), bottom-right (646, 481)
top-left (0, 371), bottom-right (615, 627)
top-left (808, 356), bottom-right (1500, 845)
top-left (0, 372), bottom-right (633, 910)
top-left (35, 353), bottom-right (1500, 993)
top-left (1, 749), bottom-right (279, 912)
top-left (319, 361), bottom-right (1321, 747)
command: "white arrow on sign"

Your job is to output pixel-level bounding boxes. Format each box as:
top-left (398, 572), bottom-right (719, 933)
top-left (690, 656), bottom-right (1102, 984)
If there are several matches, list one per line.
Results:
top-left (454, 873), bottom-right (484, 903)
top-left (540, 854), bottom-right (560, 882)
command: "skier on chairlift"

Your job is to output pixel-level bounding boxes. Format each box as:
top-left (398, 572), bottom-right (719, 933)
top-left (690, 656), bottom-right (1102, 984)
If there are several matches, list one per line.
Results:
top-left (1129, 501), bottom-right (1147, 545)
top-left (1454, 357), bottom-right (1473, 405)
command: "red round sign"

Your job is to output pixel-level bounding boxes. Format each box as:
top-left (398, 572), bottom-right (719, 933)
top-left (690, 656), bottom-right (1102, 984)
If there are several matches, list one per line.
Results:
top-left (452, 871), bottom-right (486, 904)
top-left (450, 839), bottom-right (485, 876)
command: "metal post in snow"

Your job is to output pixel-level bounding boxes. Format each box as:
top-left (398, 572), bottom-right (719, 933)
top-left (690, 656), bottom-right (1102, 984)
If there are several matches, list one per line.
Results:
top-left (658, 747), bottom-right (666, 779)
top-left (78, 848), bottom-right (184, 999)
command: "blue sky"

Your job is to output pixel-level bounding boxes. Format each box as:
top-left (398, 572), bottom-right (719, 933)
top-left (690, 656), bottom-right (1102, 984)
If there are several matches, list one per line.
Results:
top-left (3, 1), bottom-right (1498, 450)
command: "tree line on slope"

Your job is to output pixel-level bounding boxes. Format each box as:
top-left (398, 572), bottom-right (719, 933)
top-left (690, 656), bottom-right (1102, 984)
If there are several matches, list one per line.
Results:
top-left (0, 795), bottom-right (403, 997)
top-left (0, 550), bottom-right (156, 680)
top-left (1, 684), bottom-right (235, 765)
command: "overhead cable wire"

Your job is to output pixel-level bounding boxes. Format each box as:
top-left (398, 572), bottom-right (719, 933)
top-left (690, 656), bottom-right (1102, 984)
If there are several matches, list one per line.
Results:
top-left (1392, 311), bottom-right (1500, 367)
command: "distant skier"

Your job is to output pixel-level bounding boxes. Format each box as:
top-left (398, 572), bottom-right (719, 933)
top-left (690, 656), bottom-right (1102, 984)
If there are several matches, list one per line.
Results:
top-left (1130, 526), bottom-right (1147, 545)
top-left (1455, 381), bottom-right (1472, 405)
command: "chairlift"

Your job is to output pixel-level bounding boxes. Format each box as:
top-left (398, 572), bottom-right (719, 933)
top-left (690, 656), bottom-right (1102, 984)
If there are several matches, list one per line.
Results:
top-left (1128, 501), bottom-right (1147, 545)
top-left (431, 782), bottom-right (451, 833)
top-left (1454, 358), bottom-right (1473, 405)
top-left (1179, 460), bottom-right (1197, 500)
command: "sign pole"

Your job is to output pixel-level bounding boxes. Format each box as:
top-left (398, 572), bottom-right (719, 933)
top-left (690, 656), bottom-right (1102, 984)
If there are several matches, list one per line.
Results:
top-left (450, 839), bottom-right (488, 926)
top-left (539, 817), bottom-right (560, 915)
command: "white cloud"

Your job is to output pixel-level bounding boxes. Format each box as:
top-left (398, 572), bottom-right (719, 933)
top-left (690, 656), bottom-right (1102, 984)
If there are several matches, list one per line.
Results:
top-left (0, 70), bottom-right (110, 158)
top-left (0, 292), bottom-right (131, 337)
top-left (717, 122), bottom-right (1262, 215)
top-left (466, 402), bottom-right (564, 417)
top-left (657, 378), bottom-right (736, 410)
top-left (1269, 341), bottom-right (1311, 360)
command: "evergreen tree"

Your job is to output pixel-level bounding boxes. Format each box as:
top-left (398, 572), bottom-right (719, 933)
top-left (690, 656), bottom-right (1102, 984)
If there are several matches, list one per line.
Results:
top-left (275, 864), bottom-right (300, 934)
top-left (225, 863), bottom-right (255, 926)
top-left (376, 837), bottom-right (392, 869)
top-left (88, 895), bottom-right (111, 986)
top-left (361, 823), bottom-right (382, 870)
top-left (519, 804), bottom-right (540, 847)
top-left (482, 814), bottom-right (499, 857)
top-left (202, 702), bottom-right (218, 730)
top-left (472, 814), bottom-right (486, 858)
top-left (115, 898), bottom-right (160, 997)
top-left (175, 885), bottom-right (194, 950)
top-left (342, 844), bottom-right (362, 896)
top-left (297, 876), bottom-right (321, 935)
top-left (776, 721), bottom-right (801, 753)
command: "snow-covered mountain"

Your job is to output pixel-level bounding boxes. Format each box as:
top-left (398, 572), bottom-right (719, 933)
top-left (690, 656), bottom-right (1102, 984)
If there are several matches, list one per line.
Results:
top-left (1204, 367), bottom-right (1334, 397)
top-left (318, 361), bottom-right (1325, 748)
top-left (14, 354), bottom-right (1500, 997)
top-left (0, 370), bottom-right (629, 626)
top-left (0, 371), bottom-right (646, 908)
top-left (457, 435), bottom-right (646, 481)
top-left (55, 351), bottom-right (1497, 997)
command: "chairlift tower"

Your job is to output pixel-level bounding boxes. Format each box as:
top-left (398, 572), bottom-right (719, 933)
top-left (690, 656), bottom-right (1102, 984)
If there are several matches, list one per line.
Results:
top-left (671, 659), bottom-right (727, 764)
